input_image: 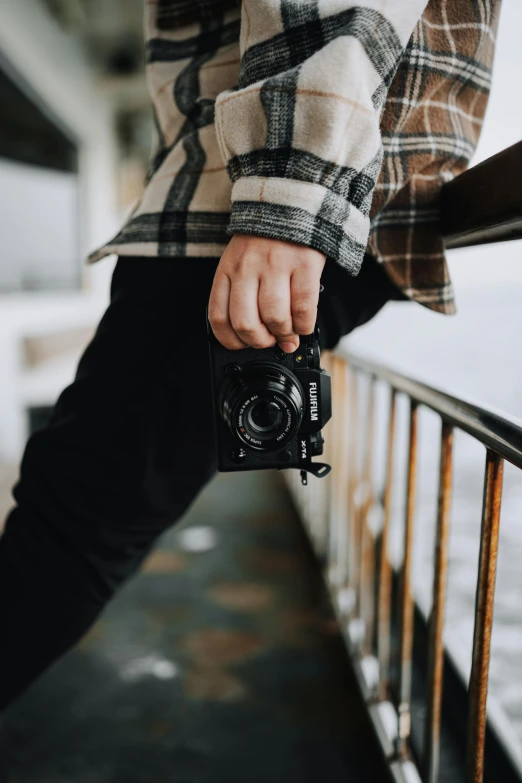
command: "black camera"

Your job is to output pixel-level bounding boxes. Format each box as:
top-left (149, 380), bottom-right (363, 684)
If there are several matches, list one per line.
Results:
top-left (208, 326), bottom-right (332, 484)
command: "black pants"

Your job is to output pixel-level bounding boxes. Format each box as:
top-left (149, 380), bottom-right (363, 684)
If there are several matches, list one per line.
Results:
top-left (0, 254), bottom-right (403, 709)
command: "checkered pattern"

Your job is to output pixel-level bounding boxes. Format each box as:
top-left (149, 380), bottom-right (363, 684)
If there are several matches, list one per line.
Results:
top-left (156, 0), bottom-right (240, 29)
top-left (89, 0), bottom-right (501, 315)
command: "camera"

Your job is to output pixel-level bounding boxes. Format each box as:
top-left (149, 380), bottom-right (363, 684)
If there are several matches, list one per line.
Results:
top-left (208, 325), bottom-right (332, 484)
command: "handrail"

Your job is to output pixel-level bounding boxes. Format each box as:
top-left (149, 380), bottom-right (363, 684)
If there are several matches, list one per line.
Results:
top-left (282, 142), bottom-right (522, 783)
top-left (285, 349), bottom-right (522, 783)
top-left (342, 350), bottom-right (522, 470)
top-left (441, 141), bottom-right (522, 249)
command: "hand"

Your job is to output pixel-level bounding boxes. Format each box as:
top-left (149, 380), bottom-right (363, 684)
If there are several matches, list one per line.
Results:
top-left (208, 235), bottom-right (326, 352)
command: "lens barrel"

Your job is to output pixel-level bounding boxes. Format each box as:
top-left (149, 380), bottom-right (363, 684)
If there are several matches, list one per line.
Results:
top-left (220, 363), bottom-right (304, 451)
top-left (247, 400), bottom-right (283, 434)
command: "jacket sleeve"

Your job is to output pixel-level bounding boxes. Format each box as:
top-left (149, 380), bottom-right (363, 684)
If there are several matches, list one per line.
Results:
top-left (214, 0), bottom-right (428, 273)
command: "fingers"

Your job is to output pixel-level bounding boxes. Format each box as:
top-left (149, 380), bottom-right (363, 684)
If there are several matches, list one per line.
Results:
top-left (229, 274), bottom-right (276, 349)
top-left (209, 236), bottom-right (325, 351)
top-left (208, 271), bottom-right (247, 350)
top-left (291, 264), bottom-right (321, 336)
top-left (258, 274), bottom-right (299, 353)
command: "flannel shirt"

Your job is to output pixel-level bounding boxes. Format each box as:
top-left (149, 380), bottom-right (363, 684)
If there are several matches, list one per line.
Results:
top-left (89, 0), bottom-right (500, 314)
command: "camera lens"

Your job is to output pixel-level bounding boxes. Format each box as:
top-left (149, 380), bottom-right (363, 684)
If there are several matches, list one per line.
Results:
top-left (220, 362), bottom-right (304, 452)
top-left (247, 400), bottom-right (282, 433)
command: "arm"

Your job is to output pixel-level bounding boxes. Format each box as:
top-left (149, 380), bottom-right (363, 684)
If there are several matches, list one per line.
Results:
top-left (209, 0), bottom-right (428, 351)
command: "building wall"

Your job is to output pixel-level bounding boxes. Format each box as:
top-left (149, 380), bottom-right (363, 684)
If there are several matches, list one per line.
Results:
top-left (0, 0), bottom-right (120, 459)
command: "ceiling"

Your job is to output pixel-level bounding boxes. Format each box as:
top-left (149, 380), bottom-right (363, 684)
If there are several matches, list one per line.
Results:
top-left (0, 68), bottom-right (78, 171)
top-left (41, 0), bottom-right (151, 160)
top-left (42, 0), bottom-right (145, 79)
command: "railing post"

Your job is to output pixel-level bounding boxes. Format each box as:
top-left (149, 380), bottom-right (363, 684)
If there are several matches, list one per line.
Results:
top-left (348, 367), bottom-right (361, 599)
top-left (320, 351), bottom-right (335, 557)
top-left (359, 377), bottom-right (377, 653)
top-left (466, 450), bottom-right (504, 783)
top-left (377, 387), bottom-right (397, 701)
top-left (397, 400), bottom-right (418, 757)
top-left (328, 356), bottom-right (349, 586)
top-left (424, 422), bottom-right (454, 783)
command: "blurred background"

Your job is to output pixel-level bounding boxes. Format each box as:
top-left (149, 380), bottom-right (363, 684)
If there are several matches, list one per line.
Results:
top-left (0, 0), bottom-right (149, 481)
top-left (0, 0), bottom-right (521, 778)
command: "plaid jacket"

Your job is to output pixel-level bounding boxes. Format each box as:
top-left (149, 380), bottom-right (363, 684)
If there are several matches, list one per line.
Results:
top-left (89, 0), bottom-right (500, 314)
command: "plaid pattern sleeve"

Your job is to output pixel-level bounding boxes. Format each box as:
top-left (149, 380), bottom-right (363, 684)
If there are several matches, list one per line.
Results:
top-left (214, 0), bottom-right (429, 275)
top-left (368, 0), bottom-right (500, 313)
top-left (88, 0), bottom-right (500, 316)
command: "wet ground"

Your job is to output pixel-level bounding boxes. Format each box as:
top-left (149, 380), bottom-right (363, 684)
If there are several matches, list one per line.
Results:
top-left (1, 470), bottom-right (384, 783)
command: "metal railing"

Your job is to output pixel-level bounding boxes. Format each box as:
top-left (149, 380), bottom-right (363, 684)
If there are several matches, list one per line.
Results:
top-left (286, 352), bottom-right (522, 783)
top-left (286, 142), bottom-right (522, 783)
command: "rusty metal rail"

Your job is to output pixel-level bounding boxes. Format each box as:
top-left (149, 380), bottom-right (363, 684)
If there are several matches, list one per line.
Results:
top-left (441, 141), bottom-right (522, 249)
top-left (285, 350), bottom-right (522, 783)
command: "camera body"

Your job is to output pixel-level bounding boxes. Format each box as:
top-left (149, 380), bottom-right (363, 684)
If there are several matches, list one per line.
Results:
top-left (208, 327), bottom-right (332, 483)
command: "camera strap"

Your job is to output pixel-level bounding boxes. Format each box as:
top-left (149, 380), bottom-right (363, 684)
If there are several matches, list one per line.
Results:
top-left (299, 462), bottom-right (331, 486)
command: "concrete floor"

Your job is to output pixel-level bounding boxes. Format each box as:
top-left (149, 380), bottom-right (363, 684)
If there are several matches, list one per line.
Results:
top-left (2, 470), bottom-right (384, 783)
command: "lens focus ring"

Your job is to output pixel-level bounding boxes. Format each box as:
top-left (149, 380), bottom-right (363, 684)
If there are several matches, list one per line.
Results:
top-left (220, 362), bottom-right (304, 452)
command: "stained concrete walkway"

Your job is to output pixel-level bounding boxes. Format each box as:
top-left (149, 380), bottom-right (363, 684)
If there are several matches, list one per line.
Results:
top-left (2, 471), bottom-right (384, 783)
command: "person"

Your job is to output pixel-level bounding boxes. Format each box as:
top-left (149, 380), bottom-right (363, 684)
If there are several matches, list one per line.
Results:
top-left (0, 0), bottom-right (500, 709)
